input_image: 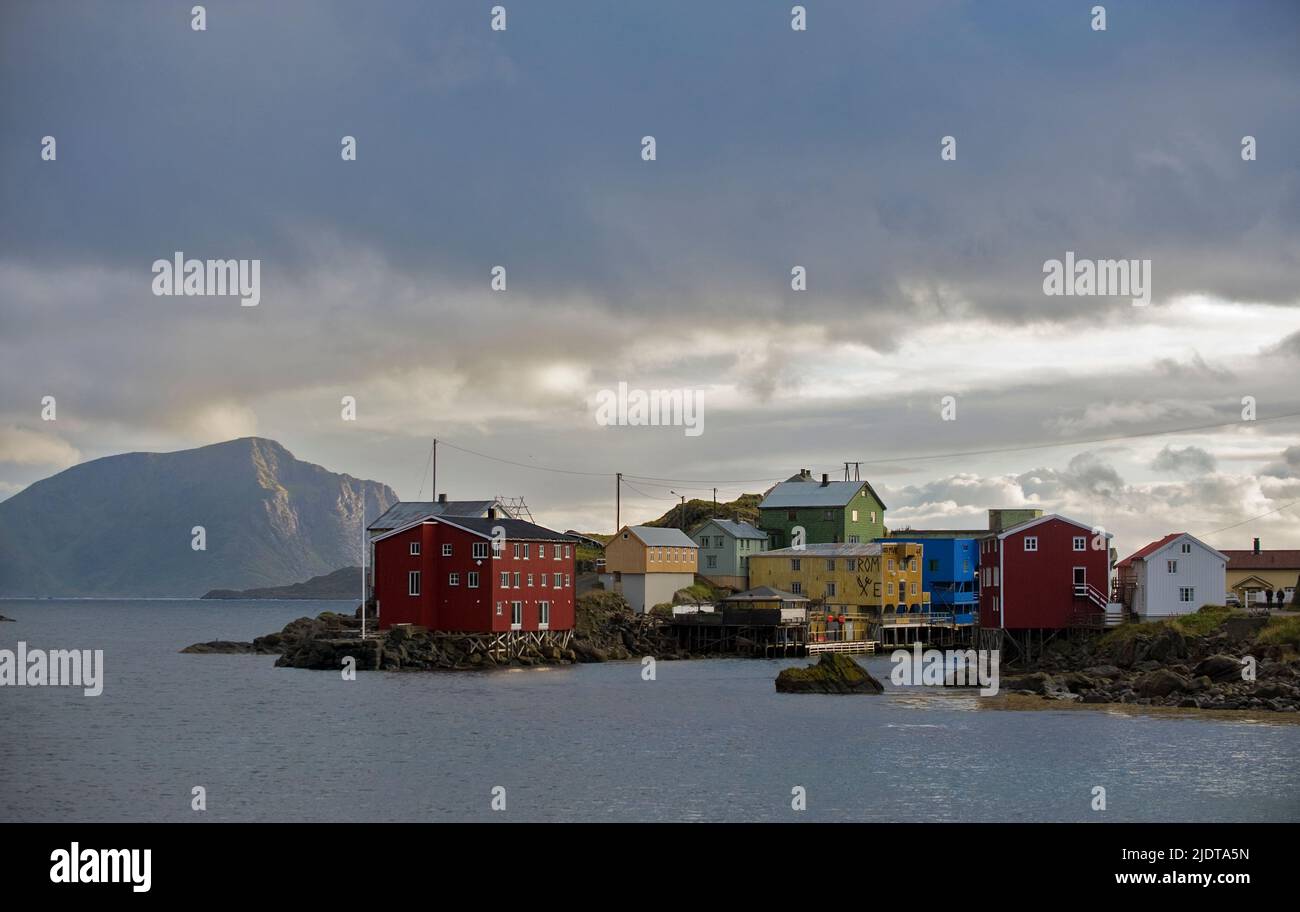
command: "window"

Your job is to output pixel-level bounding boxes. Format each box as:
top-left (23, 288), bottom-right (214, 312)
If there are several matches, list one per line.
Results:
top-left (495, 601), bottom-right (503, 616)
top-left (523, 543), bottom-right (530, 560)
top-left (887, 581), bottom-right (895, 596)
top-left (554, 573), bottom-right (562, 588)
top-left (929, 559), bottom-right (939, 572)
top-left (448, 572), bottom-right (460, 586)
top-left (500, 571), bottom-right (509, 587)
top-left (791, 559), bottom-right (801, 571)
top-left (1179, 587), bottom-right (1195, 603)
top-left (408, 571), bottom-right (420, 596)
top-left (511, 601), bottom-right (522, 629)
top-left (870, 511), bottom-right (876, 523)
top-left (527, 574), bottom-right (534, 587)
top-left (513, 543), bottom-right (521, 558)
top-left (825, 559), bottom-right (835, 571)
top-left (513, 572), bottom-right (520, 588)
top-left (851, 510), bottom-right (859, 522)
top-left (564, 574), bottom-right (571, 588)
top-left (538, 544), bottom-right (547, 559)
top-left (848, 535), bottom-right (860, 544)
top-left (888, 559), bottom-right (895, 571)
top-left (541, 573), bottom-right (549, 587)
top-left (706, 555), bottom-right (717, 569)
top-left (564, 545), bottom-right (572, 559)
top-left (910, 582), bottom-right (918, 596)
top-left (441, 543), bottom-right (453, 557)
top-left (492, 539), bottom-right (503, 557)
top-left (993, 567), bottom-right (1000, 585)
top-left (473, 542), bottom-right (489, 559)
top-left (1073, 536), bottom-right (1086, 551)
top-left (787, 510), bottom-right (797, 521)
top-left (1181, 543), bottom-right (1191, 554)
top-left (716, 536), bottom-right (725, 548)
top-left (1167, 560), bottom-right (1178, 574)
top-left (790, 582), bottom-right (802, 594)
top-left (539, 601), bottom-right (550, 629)
top-left (1024, 537), bottom-right (1038, 552)
top-left (823, 510), bottom-right (834, 520)
top-left (826, 582), bottom-right (837, 597)
top-left (468, 572), bottom-right (479, 588)
top-left (409, 541), bottom-right (421, 556)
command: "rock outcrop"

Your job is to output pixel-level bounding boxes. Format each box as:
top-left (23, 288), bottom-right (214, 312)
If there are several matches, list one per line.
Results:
top-left (775, 653), bottom-right (885, 694)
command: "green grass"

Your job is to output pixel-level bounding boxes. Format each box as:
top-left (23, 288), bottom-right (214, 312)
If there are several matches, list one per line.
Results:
top-left (1100, 604), bottom-right (1242, 644)
top-left (1258, 615), bottom-right (1300, 649)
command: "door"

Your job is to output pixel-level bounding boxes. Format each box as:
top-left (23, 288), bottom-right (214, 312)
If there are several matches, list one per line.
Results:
top-left (1073, 566), bottom-right (1086, 593)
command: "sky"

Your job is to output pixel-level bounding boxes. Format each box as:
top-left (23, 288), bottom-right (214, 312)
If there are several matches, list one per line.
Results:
top-left (2, 0), bottom-right (1299, 554)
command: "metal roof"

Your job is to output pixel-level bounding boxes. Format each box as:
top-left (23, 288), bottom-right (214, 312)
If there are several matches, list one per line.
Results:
top-left (436, 516), bottom-right (572, 541)
top-left (1222, 549), bottom-right (1300, 570)
top-left (697, 518), bottom-right (768, 540)
top-left (758, 478), bottom-right (886, 510)
top-left (625, 525), bottom-right (698, 548)
top-left (759, 543), bottom-right (886, 557)
top-left (722, 586), bottom-right (808, 603)
top-left (368, 500), bottom-right (498, 530)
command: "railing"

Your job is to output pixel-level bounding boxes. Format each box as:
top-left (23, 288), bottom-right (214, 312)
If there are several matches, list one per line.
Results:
top-left (1074, 582), bottom-right (1107, 610)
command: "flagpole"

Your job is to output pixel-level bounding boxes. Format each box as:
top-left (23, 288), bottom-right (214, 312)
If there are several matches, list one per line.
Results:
top-left (360, 501), bottom-right (366, 640)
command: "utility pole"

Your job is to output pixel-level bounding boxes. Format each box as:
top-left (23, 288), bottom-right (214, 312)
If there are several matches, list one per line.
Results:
top-left (671, 490), bottom-right (686, 530)
top-left (713, 487), bottom-right (717, 513)
top-left (360, 502), bottom-right (366, 640)
top-left (616, 472), bottom-right (621, 531)
top-left (431, 438), bottom-right (437, 501)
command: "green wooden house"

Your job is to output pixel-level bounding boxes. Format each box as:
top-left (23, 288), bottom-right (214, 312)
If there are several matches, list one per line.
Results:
top-left (691, 518), bottom-right (770, 589)
top-left (758, 470), bottom-right (886, 549)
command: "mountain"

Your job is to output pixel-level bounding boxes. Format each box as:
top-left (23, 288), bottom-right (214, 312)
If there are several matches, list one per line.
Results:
top-left (201, 566), bottom-right (362, 600)
top-left (641, 493), bottom-right (763, 533)
top-left (0, 438), bottom-right (396, 597)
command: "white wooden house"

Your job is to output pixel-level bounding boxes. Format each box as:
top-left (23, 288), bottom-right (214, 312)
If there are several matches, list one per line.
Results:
top-left (1117, 532), bottom-right (1227, 618)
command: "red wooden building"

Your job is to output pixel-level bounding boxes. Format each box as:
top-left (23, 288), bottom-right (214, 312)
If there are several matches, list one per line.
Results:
top-left (978, 514), bottom-right (1112, 630)
top-left (372, 514), bottom-right (576, 633)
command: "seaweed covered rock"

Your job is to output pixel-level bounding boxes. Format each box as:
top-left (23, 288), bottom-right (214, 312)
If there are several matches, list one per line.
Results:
top-left (775, 653), bottom-right (884, 694)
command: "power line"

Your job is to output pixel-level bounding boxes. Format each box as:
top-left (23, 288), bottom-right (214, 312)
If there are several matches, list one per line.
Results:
top-left (1200, 500), bottom-right (1300, 539)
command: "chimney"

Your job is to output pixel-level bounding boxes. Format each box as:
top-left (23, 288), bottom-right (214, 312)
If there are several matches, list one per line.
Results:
top-left (1253, 537), bottom-right (1261, 555)
top-left (438, 493), bottom-right (447, 504)
top-left (821, 473), bottom-right (829, 487)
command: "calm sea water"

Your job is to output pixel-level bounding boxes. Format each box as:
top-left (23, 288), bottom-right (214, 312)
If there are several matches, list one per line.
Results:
top-left (1, 599), bottom-right (1297, 823)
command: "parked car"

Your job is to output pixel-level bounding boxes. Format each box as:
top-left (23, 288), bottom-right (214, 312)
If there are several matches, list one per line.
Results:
top-left (1225, 593), bottom-right (1241, 607)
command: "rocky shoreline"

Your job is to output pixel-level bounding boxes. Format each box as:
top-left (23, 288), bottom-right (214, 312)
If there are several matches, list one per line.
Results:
top-left (1001, 613), bottom-right (1300, 713)
top-left (182, 590), bottom-right (687, 670)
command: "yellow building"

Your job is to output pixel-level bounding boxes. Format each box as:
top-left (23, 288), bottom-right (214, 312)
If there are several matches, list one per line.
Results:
top-left (1223, 543), bottom-right (1299, 607)
top-left (747, 542), bottom-right (927, 639)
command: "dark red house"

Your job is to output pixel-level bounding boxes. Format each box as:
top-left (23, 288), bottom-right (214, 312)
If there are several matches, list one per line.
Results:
top-left (978, 514), bottom-right (1112, 630)
top-left (372, 514), bottom-right (576, 633)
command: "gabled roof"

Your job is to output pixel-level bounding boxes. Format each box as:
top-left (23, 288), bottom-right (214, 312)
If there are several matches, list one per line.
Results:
top-left (995, 513), bottom-right (1110, 540)
top-left (760, 543), bottom-right (884, 557)
top-left (368, 499), bottom-right (500, 531)
top-left (722, 586), bottom-right (809, 603)
top-left (1118, 532), bottom-right (1226, 569)
top-left (1222, 549), bottom-right (1300, 571)
top-left (621, 525), bottom-right (698, 548)
top-left (759, 477), bottom-right (887, 510)
top-left (695, 518), bottom-right (767, 540)
top-left (372, 514), bottom-right (569, 543)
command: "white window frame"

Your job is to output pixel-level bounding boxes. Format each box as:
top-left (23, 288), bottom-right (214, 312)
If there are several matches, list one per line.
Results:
top-left (408, 571), bottom-right (420, 596)
top-left (500, 571), bottom-right (509, 587)
top-left (468, 571), bottom-right (479, 589)
top-left (441, 543), bottom-right (453, 557)
top-left (825, 581), bottom-right (837, 597)
top-left (1072, 536), bottom-right (1086, 551)
top-left (510, 601), bottom-right (522, 630)
top-left (538, 601), bottom-right (550, 630)
top-left (553, 572), bottom-right (562, 588)
top-left (1179, 587), bottom-right (1194, 603)
top-left (1167, 560), bottom-right (1178, 574)
top-left (409, 541), bottom-right (421, 556)
top-left (1024, 537), bottom-right (1038, 552)
top-left (448, 572), bottom-right (460, 587)
top-left (472, 542), bottom-right (489, 559)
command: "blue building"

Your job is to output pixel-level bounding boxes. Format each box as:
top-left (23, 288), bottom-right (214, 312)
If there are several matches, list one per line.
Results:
top-left (877, 536), bottom-right (980, 625)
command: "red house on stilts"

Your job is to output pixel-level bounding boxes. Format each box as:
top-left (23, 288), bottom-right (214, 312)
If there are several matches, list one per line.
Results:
top-left (978, 513), bottom-right (1116, 661)
top-left (372, 514), bottom-right (576, 635)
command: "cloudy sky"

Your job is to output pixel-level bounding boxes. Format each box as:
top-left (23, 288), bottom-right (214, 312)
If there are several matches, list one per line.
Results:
top-left (2, 0), bottom-right (1299, 553)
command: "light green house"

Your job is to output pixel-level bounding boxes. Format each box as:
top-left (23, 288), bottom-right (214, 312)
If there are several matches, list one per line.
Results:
top-left (758, 470), bottom-right (887, 548)
top-left (691, 518), bottom-right (770, 590)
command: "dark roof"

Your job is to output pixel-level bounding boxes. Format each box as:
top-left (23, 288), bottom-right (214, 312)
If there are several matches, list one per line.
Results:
top-left (436, 516), bottom-right (572, 541)
top-left (625, 525), bottom-right (698, 548)
top-left (696, 518), bottom-right (767, 540)
top-left (368, 500), bottom-right (498, 530)
top-left (759, 477), bottom-right (887, 510)
top-left (1222, 550), bottom-right (1300, 571)
top-left (722, 586), bottom-right (809, 604)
